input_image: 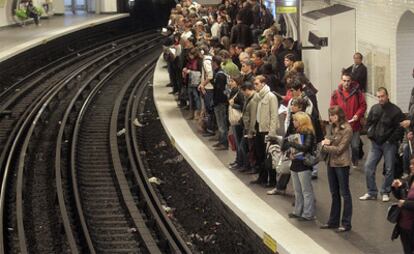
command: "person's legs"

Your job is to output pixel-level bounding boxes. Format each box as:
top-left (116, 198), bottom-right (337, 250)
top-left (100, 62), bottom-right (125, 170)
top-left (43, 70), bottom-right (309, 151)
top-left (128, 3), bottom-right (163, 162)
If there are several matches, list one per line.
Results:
top-left (327, 166), bottom-right (340, 226)
top-left (336, 167), bottom-right (352, 229)
top-left (403, 143), bottom-right (411, 175)
top-left (399, 228), bottom-right (414, 254)
top-left (351, 131), bottom-right (360, 166)
top-left (233, 124), bottom-right (243, 165)
top-left (381, 142), bottom-right (397, 195)
top-left (254, 132), bottom-right (268, 182)
top-left (291, 171), bottom-right (303, 216)
top-left (276, 174), bottom-right (290, 191)
top-left (364, 141), bottom-right (383, 197)
top-left (298, 170), bottom-right (315, 219)
top-left (204, 90), bottom-right (215, 133)
top-left (214, 103), bottom-right (228, 147)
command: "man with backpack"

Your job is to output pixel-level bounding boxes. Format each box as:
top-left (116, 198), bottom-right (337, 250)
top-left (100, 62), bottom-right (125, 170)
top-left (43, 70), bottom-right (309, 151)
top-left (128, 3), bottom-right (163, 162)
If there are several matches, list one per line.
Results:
top-left (330, 72), bottom-right (367, 168)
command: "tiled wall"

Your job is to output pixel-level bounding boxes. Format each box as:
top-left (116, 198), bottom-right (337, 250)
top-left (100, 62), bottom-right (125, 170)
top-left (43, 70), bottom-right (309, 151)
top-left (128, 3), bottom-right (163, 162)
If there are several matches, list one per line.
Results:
top-left (303, 0), bottom-right (414, 110)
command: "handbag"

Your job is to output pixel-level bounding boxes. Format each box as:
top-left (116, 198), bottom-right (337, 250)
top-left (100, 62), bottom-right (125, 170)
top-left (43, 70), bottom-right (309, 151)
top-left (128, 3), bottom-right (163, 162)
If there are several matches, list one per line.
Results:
top-left (304, 152), bottom-right (319, 167)
top-left (228, 92), bottom-right (242, 126)
top-left (387, 203), bottom-right (401, 224)
top-left (276, 154), bottom-right (291, 175)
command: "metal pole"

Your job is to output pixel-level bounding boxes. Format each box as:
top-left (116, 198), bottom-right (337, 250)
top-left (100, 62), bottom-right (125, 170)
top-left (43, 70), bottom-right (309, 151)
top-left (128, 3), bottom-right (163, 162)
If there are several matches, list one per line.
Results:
top-left (297, 0), bottom-right (301, 42)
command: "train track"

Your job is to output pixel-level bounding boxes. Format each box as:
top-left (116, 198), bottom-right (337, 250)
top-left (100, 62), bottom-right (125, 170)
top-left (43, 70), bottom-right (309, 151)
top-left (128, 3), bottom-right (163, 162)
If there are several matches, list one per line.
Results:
top-left (0, 29), bottom-right (192, 253)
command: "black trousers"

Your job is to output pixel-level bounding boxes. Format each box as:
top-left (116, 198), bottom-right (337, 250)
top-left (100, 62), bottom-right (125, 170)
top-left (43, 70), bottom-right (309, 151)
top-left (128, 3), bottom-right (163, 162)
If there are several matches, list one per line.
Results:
top-left (400, 228), bottom-right (414, 254)
top-left (254, 131), bottom-right (268, 183)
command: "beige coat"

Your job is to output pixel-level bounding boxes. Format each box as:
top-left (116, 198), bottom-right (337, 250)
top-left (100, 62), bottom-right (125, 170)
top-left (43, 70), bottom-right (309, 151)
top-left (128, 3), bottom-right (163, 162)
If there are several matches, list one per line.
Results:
top-left (242, 93), bottom-right (260, 137)
top-left (256, 85), bottom-right (279, 137)
top-left (322, 122), bottom-right (353, 167)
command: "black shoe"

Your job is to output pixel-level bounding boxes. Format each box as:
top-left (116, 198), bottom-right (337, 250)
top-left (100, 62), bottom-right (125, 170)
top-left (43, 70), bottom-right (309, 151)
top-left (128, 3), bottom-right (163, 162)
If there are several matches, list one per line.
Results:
top-left (238, 167), bottom-right (250, 173)
top-left (320, 224), bottom-right (338, 229)
top-left (298, 216), bottom-right (315, 221)
top-left (246, 169), bottom-right (259, 174)
top-left (166, 83), bottom-right (173, 87)
top-left (249, 179), bottom-right (265, 185)
top-left (202, 132), bottom-right (215, 137)
top-left (168, 91), bottom-right (175, 94)
top-left (311, 175), bottom-right (318, 180)
top-left (229, 161), bottom-right (238, 166)
top-left (288, 213), bottom-right (301, 219)
top-left (335, 226), bottom-right (351, 233)
top-left (229, 164), bottom-right (241, 170)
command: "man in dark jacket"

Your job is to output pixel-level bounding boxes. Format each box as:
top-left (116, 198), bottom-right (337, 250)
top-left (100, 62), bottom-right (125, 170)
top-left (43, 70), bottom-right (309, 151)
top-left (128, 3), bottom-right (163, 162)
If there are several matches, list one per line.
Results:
top-left (230, 16), bottom-right (253, 47)
top-left (360, 87), bottom-right (405, 202)
top-left (345, 53), bottom-right (368, 92)
top-left (330, 72), bottom-right (367, 167)
top-left (211, 56), bottom-right (229, 150)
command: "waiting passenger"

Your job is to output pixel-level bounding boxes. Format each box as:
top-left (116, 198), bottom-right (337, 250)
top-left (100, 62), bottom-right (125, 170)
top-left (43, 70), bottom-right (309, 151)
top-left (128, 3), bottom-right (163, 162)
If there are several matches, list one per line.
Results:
top-left (320, 106), bottom-right (353, 233)
top-left (250, 75), bottom-right (279, 186)
top-left (284, 112), bottom-right (316, 221)
top-left (360, 87), bottom-right (405, 202)
top-left (26, 1), bottom-right (40, 26)
top-left (345, 53), bottom-right (367, 92)
top-left (391, 158), bottom-right (414, 254)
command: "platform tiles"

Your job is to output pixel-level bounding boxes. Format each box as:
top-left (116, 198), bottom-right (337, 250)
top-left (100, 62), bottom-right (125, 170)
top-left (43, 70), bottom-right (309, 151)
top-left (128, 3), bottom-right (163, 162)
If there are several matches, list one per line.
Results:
top-left (0, 13), bottom-right (129, 63)
top-left (153, 55), bottom-right (330, 254)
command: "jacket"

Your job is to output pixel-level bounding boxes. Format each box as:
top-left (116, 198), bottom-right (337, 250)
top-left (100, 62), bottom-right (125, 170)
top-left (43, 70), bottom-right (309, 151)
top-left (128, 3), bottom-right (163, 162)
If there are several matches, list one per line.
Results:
top-left (230, 23), bottom-right (253, 46)
top-left (256, 85), bottom-right (279, 137)
top-left (283, 132), bottom-right (315, 172)
top-left (330, 82), bottom-right (367, 131)
top-left (366, 101), bottom-right (405, 145)
top-left (212, 69), bottom-right (228, 105)
top-left (242, 93), bottom-right (260, 137)
top-left (322, 122), bottom-right (353, 167)
top-left (391, 175), bottom-right (414, 239)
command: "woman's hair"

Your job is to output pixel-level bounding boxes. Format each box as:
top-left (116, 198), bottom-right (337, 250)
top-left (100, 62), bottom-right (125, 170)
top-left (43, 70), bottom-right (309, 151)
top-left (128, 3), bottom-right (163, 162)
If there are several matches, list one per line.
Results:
top-left (293, 61), bottom-right (304, 73)
top-left (284, 53), bottom-right (296, 62)
top-left (328, 106), bottom-right (347, 126)
top-left (292, 112), bottom-right (315, 134)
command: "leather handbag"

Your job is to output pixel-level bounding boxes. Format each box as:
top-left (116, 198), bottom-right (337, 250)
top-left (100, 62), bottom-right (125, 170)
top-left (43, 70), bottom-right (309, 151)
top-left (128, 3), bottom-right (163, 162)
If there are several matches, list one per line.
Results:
top-left (387, 203), bottom-right (401, 224)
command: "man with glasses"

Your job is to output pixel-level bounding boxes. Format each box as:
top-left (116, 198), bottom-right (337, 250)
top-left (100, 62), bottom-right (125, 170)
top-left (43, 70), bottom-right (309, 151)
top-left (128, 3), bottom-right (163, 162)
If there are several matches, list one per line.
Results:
top-left (359, 87), bottom-right (404, 202)
top-left (345, 52), bottom-right (367, 92)
top-left (330, 72), bottom-right (367, 168)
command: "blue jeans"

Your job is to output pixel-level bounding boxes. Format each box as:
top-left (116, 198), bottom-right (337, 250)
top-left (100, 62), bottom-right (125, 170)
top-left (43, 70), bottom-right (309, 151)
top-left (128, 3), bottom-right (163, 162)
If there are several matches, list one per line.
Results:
top-left (291, 170), bottom-right (315, 219)
top-left (351, 131), bottom-right (360, 164)
top-left (232, 124), bottom-right (243, 165)
top-left (364, 141), bottom-right (397, 196)
top-left (204, 90), bottom-right (215, 132)
top-left (327, 166), bottom-right (352, 229)
top-left (188, 87), bottom-right (201, 111)
top-left (214, 103), bottom-right (228, 146)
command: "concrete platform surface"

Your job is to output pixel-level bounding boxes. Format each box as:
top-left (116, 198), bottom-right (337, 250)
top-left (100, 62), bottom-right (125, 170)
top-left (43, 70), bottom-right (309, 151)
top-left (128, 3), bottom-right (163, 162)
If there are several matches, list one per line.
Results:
top-left (153, 55), bottom-right (402, 253)
top-left (0, 13), bottom-right (129, 63)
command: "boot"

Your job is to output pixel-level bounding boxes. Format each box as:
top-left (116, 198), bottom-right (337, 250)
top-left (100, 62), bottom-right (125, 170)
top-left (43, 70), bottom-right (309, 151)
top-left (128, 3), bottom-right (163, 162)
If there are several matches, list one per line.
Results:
top-left (187, 110), bottom-right (194, 120)
top-left (194, 110), bottom-right (200, 120)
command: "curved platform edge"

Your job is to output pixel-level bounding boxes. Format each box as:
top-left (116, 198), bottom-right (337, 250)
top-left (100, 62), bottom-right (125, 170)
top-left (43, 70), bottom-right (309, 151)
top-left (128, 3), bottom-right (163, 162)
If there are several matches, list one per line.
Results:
top-left (0, 14), bottom-right (130, 64)
top-left (153, 54), bottom-right (330, 254)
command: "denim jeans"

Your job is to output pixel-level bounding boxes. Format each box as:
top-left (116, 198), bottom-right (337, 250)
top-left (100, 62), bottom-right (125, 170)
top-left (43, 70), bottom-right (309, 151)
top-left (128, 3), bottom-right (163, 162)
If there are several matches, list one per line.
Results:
top-left (214, 103), bottom-right (228, 146)
top-left (327, 166), bottom-right (352, 229)
top-left (364, 141), bottom-right (397, 196)
top-left (291, 170), bottom-right (315, 219)
top-left (351, 131), bottom-right (360, 164)
top-left (204, 89), bottom-right (215, 132)
top-left (232, 124), bottom-right (243, 165)
top-left (188, 87), bottom-right (201, 111)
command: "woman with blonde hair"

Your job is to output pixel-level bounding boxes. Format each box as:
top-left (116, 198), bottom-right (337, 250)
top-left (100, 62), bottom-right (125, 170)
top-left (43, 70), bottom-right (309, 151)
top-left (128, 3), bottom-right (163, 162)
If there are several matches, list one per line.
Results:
top-left (283, 111), bottom-right (316, 221)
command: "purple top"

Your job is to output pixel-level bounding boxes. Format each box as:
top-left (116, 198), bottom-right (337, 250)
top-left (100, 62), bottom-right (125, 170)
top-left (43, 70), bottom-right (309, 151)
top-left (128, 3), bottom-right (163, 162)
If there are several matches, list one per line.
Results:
top-left (399, 183), bottom-right (414, 230)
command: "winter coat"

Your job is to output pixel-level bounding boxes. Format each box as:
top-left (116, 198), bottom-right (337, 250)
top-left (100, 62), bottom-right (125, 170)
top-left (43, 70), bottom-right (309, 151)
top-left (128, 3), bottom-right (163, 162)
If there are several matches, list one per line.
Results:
top-left (242, 93), bottom-right (260, 137)
top-left (330, 82), bottom-right (367, 131)
top-left (230, 23), bottom-right (253, 46)
top-left (256, 85), bottom-right (279, 136)
top-left (366, 101), bottom-right (405, 145)
top-left (322, 122), bottom-right (353, 167)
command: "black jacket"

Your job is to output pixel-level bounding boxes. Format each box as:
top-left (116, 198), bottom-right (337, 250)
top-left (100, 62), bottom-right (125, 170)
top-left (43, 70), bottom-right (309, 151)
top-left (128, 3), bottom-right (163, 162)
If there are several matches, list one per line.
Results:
top-left (346, 63), bottom-right (367, 92)
top-left (230, 23), bottom-right (253, 47)
top-left (366, 102), bottom-right (405, 145)
top-left (213, 69), bottom-right (228, 105)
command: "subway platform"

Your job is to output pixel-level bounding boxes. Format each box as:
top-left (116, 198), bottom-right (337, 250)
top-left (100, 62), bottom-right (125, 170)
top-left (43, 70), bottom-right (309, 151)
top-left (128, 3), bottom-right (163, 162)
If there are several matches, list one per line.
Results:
top-left (153, 55), bottom-right (402, 254)
top-left (0, 12), bottom-right (129, 64)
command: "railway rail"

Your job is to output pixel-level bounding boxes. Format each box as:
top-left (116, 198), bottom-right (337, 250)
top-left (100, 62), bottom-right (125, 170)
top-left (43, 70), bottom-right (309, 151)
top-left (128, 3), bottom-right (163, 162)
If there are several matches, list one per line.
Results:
top-left (0, 30), bottom-right (191, 254)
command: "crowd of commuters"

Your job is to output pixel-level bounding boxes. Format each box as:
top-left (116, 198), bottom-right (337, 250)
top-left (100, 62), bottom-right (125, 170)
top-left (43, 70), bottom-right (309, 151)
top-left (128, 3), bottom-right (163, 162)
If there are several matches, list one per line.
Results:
top-left (162, 0), bottom-right (414, 251)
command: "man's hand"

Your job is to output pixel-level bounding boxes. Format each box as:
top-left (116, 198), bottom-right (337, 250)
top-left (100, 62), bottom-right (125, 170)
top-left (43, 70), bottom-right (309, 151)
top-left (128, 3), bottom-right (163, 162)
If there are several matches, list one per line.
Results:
top-left (400, 120), bottom-right (411, 128)
top-left (407, 131), bottom-right (413, 141)
top-left (398, 199), bottom-right (405, 208)
top-left (392, 179), bottom-right (402, 188)
top-left (321, 138), bottom-right (331, 146)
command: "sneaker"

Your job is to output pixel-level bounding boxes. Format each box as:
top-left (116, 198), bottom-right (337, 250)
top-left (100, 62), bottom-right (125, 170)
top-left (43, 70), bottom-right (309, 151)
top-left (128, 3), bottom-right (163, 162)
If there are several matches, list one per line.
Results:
top-left (359, 193), bottom-right (376, 201)
top-left (267, 188), bottom-right (286, 195)
top-left (382, 194), bottom-right (390, 202)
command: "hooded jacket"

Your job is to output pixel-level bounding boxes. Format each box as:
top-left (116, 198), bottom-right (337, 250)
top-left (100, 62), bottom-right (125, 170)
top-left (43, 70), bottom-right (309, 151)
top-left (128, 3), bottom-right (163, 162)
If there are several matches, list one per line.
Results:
top-left (330, 81), bottom-right (367, 131)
